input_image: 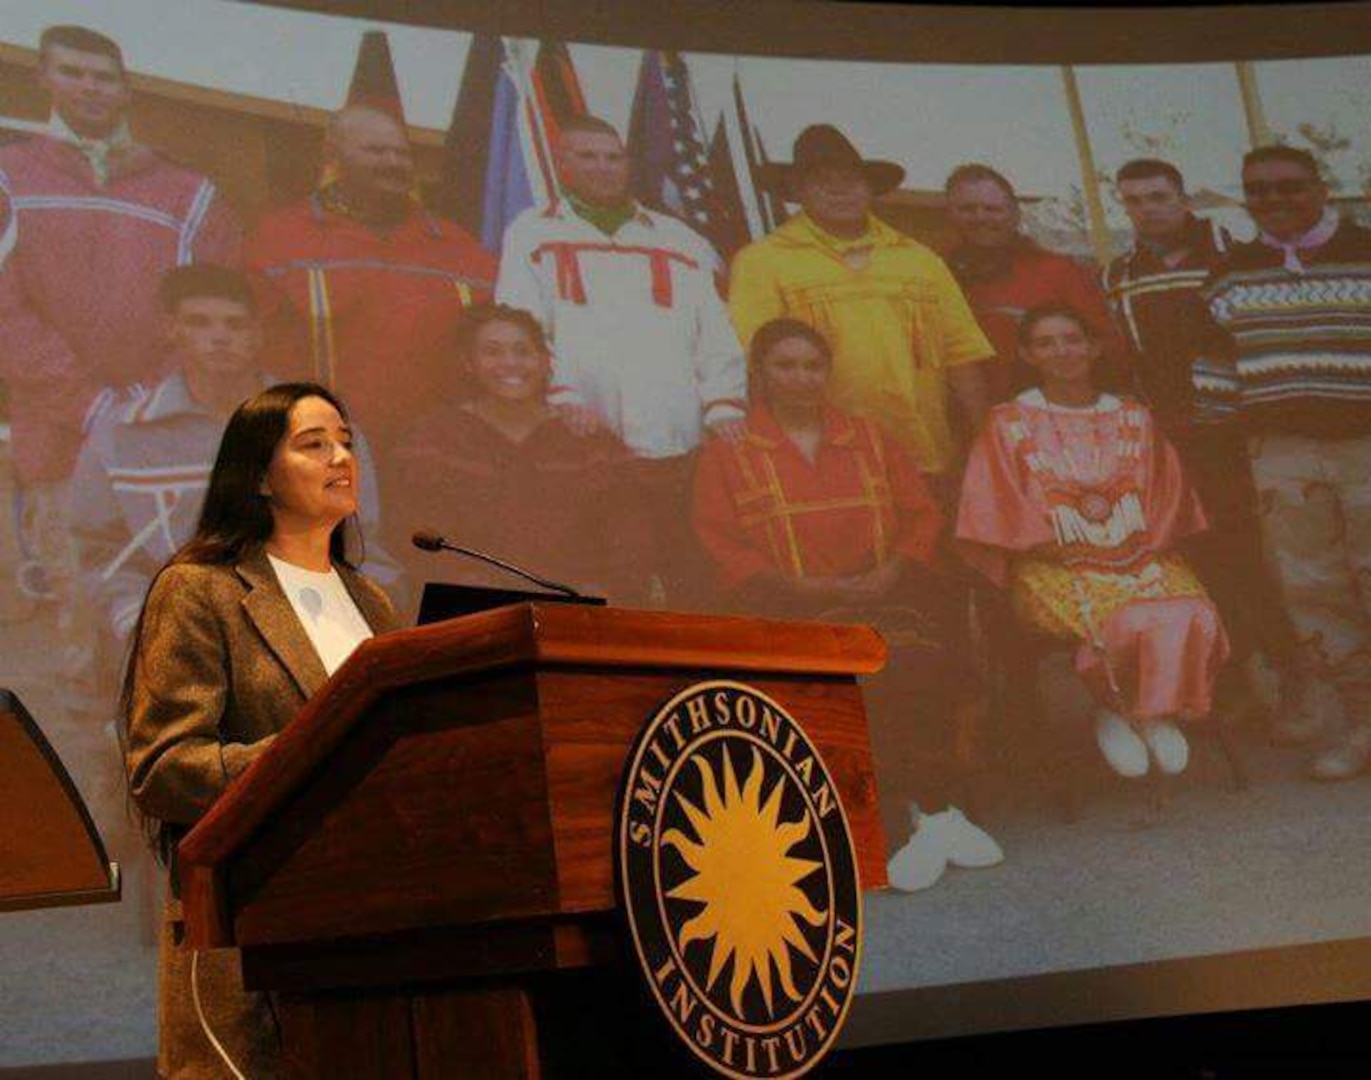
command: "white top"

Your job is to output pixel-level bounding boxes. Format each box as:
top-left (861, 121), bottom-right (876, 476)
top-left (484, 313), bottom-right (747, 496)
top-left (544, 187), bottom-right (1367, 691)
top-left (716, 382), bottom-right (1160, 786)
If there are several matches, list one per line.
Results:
top-left (496, 201), bottom-right (746, 458)
top-left (267, 554), bottom-right (374, 677)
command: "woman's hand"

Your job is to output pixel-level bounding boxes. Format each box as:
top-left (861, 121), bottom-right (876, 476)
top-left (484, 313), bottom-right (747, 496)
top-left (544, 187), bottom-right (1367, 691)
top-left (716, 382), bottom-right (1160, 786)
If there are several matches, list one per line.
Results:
top-left (552, 403), bottom-right (606, 437)
top-left (786, 559), bottom-right (903, 603)
top-left (843, 557), bottom-right (905, 600)
top-left (705, 417), bottom-right (749, 444)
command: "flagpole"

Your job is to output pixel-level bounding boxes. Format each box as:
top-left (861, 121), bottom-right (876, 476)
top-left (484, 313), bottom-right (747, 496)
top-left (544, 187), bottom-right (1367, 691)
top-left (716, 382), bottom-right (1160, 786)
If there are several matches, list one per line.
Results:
top-left (504, 38), bottom-right (560, 206)
top-left (1060, 63), bottom-right (1113, 266)
top-left (1234, 61), bottom-right (1273, 148)
top-left (682, 53), bottom-right (710, 153)
top-left (720, 66), bottom-right (765, 239)
top-left (731, 61), bottom-right (777, 233)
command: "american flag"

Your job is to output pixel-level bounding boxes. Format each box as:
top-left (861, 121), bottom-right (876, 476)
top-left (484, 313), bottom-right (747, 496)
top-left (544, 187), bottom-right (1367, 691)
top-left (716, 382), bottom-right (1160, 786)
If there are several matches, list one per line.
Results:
top-left (627, 50), bottom-right (751, 260)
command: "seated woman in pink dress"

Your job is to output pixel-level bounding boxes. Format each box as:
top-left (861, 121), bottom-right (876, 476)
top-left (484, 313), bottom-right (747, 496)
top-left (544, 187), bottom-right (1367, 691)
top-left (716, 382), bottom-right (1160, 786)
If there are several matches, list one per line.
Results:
top-left (957, 304), bottom-right (1229, 778)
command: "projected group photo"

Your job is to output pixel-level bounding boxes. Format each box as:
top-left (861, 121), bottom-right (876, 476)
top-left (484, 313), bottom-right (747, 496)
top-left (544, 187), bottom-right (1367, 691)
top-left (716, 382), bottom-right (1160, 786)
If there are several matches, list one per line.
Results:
top-left (1, 0), bottom-right (1369, 1071)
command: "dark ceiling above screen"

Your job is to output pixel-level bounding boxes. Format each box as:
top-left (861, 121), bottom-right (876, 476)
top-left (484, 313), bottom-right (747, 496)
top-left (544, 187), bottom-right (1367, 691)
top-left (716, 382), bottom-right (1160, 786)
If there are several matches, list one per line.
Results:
top-left (246, 0), bottom-right (1371, 64)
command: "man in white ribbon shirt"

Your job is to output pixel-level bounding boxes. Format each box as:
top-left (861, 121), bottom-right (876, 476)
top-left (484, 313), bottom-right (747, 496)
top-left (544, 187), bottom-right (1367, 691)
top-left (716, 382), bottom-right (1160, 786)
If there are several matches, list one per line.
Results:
top-left (496, 115), bottom-right (746, 602)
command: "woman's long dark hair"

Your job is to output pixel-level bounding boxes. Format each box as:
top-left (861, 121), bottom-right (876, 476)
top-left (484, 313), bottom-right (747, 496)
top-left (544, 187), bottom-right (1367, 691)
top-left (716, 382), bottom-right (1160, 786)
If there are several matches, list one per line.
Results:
top-left (179, 381), bottom-right (356, 568)
top-left (118, 382), bottom-right (359, 859)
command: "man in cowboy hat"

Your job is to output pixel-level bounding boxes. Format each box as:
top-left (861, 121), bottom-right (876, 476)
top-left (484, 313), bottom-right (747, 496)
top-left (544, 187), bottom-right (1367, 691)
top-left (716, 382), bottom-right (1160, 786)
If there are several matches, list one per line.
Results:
top-left (729, 125), bottom-right (993, 482)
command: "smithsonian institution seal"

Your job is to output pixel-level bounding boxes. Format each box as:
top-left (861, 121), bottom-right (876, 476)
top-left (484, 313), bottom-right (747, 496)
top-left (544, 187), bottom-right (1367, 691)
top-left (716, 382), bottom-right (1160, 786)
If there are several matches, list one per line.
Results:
top-left (616, 680), bottom-right (862, 1079)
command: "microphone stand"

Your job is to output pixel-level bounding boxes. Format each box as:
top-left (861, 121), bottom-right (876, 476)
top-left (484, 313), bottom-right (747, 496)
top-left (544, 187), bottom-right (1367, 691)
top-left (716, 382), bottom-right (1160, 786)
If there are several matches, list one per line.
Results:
top-left (413, 533), bottom-right (583, 599)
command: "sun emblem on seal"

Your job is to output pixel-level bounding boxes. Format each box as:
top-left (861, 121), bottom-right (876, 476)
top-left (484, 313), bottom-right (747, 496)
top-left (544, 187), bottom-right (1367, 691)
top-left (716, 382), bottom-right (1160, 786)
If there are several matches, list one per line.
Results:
top-left (665, 746), bottom-right (828, 1018)
top-left (616, 681), bottom-right (862, 1080)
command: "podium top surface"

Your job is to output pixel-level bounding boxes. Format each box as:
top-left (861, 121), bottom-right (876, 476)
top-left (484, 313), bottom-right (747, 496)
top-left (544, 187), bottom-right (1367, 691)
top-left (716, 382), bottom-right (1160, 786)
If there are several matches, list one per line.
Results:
top-left (403, 601), bottom-right (887, 674)
top-left (179, 603), bottom-right (885, 874)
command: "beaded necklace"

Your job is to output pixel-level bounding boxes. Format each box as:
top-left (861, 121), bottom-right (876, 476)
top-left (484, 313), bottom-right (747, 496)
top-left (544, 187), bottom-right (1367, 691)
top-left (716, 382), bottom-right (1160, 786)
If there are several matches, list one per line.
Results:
top-left (1010, 391), bottom-right (1149, 558)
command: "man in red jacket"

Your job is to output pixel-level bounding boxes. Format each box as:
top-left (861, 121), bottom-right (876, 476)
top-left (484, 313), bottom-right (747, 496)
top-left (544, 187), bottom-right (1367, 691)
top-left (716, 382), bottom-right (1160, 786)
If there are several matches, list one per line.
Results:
top-left (245, 104), bottom-right (496, 476)
top-left (0, 24), bottom-right (240, 599)
top-left (944, 163), bottom-right (1129, 401)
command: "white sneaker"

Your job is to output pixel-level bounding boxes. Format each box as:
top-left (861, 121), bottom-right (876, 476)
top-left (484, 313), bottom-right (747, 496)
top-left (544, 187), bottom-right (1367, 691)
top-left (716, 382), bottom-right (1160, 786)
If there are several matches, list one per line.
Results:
top-left (1311, 723), bottom-right (1371, 781)
top-left (1139, 719), bottom-right (1190, 775)
top-left (886, 809), bottom-right (949, 892)
top-left (933, 806), bottom-right (1004, 869)
top-left (1095, 711), bottom-right (1149, 778)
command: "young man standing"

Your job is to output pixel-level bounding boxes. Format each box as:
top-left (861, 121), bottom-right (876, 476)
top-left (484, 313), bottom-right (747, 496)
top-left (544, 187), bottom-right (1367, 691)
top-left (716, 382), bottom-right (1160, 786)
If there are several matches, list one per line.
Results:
top-left (0, 25), bottom-right (240, 595)
top-left (1105, 159), bottom-right (1234, 426)
top-left (1197, 146), bottom-right (1371, 780)
top-left (1105, 158), bottom-right (1303, 739)
top-left (69, 265), bottom-right (402, 696)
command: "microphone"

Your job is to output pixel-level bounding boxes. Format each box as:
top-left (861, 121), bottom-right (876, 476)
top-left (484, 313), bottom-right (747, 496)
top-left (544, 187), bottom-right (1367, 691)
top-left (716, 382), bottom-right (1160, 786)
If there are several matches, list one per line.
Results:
top-left (411, 529), bottom-right (584, 599)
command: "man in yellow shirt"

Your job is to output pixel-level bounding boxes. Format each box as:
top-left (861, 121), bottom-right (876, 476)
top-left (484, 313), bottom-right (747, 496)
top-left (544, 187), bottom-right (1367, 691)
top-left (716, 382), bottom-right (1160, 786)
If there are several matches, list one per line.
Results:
top-left (730, 126), bottom-right (993, 479)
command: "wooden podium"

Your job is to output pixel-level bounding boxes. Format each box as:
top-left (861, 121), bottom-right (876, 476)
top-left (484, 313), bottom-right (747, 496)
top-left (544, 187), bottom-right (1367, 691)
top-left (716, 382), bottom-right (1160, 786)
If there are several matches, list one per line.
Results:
top-left (178, 603), bottom-right (888, 1077)
top-left (1, 689), bottom-right (120, 912)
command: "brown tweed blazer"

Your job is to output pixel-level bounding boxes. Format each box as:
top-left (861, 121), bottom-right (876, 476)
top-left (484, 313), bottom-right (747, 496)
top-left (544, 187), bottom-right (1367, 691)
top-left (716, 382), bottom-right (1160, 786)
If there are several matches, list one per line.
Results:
top-left (125, 551), bottom-right (398, 1079)
top-left (126, 549), bottom-right (400, 829)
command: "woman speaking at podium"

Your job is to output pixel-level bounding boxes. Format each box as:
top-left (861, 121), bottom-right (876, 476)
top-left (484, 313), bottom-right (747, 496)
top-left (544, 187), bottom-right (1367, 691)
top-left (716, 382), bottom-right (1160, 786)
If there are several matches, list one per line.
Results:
top-left (121, 383), bottom-right (398, 1078)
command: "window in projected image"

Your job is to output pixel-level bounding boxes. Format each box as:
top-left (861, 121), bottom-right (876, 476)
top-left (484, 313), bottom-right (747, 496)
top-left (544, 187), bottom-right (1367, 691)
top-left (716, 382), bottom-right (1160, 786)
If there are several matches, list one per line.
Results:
top-left (0, 0), bottom-right (1368, 1066)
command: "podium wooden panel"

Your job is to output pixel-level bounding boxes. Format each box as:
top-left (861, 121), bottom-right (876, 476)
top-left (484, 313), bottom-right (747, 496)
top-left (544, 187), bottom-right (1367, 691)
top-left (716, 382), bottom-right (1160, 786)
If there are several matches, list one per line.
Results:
top-left (178, 604), bottom-right (887, 1077)
top-left (0, 689), bottom-right (119, 912)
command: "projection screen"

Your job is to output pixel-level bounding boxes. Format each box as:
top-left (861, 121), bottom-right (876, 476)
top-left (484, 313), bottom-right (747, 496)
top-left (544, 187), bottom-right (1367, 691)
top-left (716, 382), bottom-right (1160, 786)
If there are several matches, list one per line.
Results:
top-left (1, 0), bottom-right (1369, 1067)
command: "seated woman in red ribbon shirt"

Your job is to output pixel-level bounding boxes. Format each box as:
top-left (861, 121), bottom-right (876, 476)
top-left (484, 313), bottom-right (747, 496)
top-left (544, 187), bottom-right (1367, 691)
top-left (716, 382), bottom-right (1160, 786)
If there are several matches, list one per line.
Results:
top-left (956, 303), bottom-right (1229, 779)
top-left (692, 320), bottom-right (944, 617)
top-left (692, 317), bottom-right (1001, 892)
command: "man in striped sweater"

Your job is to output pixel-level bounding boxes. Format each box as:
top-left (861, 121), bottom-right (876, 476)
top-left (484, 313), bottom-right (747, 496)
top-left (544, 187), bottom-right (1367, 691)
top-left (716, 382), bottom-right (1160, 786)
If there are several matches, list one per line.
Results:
top-left (1104, 158), bottom-right (1301, 741)
top-left (1196, 145), bottom-right (1371, 780)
